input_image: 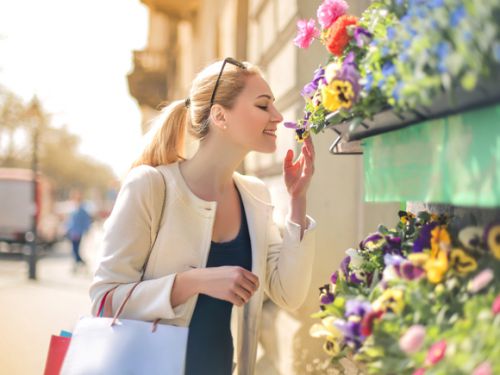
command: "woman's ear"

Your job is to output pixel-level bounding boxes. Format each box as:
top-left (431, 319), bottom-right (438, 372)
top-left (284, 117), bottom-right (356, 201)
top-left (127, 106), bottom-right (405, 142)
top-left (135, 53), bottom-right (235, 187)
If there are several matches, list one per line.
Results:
top-left (210, 104), bottom-right (228, 131)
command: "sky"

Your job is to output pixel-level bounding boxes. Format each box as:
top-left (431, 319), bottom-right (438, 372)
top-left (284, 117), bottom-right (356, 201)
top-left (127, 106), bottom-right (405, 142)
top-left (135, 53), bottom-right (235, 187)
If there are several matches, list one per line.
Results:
top-left (0, 0), bottom-right (149, 178)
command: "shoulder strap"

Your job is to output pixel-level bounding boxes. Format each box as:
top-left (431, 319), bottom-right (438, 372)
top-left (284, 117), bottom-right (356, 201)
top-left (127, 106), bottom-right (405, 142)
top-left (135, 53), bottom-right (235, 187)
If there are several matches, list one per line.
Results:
top-left (140, 167), bottom-right (167, 280)
top-left (98, 167), bottom-right (167, 317)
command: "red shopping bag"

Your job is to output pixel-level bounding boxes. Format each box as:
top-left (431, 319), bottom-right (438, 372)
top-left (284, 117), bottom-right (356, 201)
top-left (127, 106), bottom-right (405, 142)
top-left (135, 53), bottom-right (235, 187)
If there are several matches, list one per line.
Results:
top-left (43, 288), bottom-right (111, 374)
top-left (43, 334), bottom-right (71, 375)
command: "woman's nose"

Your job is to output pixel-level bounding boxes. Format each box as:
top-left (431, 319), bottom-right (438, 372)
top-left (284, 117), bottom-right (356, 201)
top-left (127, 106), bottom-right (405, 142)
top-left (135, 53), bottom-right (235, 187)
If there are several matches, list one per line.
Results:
top-left (272, 108), bottom-right (284, 123)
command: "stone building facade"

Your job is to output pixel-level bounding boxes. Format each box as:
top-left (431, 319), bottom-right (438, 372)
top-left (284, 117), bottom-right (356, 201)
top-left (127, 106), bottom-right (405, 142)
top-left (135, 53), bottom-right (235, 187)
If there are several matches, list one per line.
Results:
top-left (128, 0), bottom-right (398, 373)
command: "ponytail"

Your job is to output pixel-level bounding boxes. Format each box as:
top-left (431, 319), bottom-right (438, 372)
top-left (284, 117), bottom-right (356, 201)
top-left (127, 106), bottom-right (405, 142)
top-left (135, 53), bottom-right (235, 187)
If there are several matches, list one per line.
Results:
top-left (131, 100), bottom-right (187, 168)
top-left (131, 59), bottom-right (260, 170)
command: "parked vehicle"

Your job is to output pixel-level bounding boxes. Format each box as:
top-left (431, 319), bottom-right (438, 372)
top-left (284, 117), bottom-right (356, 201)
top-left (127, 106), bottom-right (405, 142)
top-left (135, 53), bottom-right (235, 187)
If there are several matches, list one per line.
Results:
top-left (0, 168), bottom-right (61, 252)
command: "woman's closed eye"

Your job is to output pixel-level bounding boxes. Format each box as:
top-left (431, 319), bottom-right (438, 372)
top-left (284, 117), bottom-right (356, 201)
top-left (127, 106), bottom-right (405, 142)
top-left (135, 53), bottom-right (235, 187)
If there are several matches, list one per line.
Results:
top-left (256, 105), bottom-right (268, 111)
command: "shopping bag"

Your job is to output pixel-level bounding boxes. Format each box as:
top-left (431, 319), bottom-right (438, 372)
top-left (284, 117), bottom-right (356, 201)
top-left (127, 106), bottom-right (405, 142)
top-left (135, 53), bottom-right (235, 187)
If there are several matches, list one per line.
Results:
top-left (60, 282), bottom-right (188, 375)
top-left (43, 333), bottom-right (71, 375)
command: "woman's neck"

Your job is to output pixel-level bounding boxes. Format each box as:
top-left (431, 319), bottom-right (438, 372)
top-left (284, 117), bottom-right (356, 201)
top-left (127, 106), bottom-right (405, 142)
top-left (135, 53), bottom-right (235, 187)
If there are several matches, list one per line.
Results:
top-left (179, 137), bottom-right (247, 201)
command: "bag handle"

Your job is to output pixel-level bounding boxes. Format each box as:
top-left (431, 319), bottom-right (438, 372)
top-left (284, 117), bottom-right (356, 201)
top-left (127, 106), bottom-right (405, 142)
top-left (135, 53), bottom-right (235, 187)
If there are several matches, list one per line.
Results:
top-left (100, 167), bottom-right (167, 328)
top-left (110, 281), bottom-right (161, 331)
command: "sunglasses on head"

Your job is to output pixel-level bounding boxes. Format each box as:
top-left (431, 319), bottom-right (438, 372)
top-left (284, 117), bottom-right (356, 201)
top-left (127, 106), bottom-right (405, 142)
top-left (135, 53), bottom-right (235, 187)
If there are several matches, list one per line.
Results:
top-left (210, 57), bottom-right (247, 107)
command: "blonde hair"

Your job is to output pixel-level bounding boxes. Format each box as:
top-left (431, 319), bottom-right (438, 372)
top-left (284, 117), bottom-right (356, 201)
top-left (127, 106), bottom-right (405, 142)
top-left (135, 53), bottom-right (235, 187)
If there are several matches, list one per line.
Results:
top-left (132, 60), bottom-right (261, 168)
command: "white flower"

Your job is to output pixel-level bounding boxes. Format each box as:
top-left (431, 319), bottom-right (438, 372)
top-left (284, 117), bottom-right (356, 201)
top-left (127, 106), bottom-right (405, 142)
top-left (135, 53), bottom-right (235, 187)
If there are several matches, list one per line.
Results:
top-left (345, 248), bottom-right (364, 268)
top-left (458, 226), bottom-right (484, 251)
top-left (383, 265), bottom-right (398, 282)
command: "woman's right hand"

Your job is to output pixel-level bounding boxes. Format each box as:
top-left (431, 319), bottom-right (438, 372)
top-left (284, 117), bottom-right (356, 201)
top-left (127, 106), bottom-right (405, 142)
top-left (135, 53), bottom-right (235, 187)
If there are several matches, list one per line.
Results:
top-left (197, 266), bottom-right (259, 306)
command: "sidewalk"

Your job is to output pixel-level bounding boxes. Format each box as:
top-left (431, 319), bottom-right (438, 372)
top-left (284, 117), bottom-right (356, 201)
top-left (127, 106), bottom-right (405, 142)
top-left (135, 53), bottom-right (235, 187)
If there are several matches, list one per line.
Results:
top-left (0, 222), bottom-right (282, 375)
top-left (0, 223), bottom-right (102, 375)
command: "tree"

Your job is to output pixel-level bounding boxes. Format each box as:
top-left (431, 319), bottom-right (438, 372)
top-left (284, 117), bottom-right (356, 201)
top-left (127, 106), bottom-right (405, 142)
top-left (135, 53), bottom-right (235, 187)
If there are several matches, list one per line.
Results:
top-left (0, 85), bottom-right (116, 198)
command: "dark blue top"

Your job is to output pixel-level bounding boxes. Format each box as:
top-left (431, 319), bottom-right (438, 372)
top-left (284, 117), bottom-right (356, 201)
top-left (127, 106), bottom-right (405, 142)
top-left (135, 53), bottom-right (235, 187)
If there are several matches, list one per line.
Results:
top-left (185, 188), bottom-right (252, 375)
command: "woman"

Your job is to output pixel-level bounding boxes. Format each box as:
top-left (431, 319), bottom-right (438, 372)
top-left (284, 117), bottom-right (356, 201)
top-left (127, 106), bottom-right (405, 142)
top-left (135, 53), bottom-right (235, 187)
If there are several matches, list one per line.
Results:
top-left (89, 58), bottom-right (316, 375)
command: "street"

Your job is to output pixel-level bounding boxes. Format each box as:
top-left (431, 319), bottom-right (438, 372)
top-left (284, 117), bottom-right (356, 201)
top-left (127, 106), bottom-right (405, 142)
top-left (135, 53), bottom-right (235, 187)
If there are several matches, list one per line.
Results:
top-left (0, 222), bottom-right (102, 375)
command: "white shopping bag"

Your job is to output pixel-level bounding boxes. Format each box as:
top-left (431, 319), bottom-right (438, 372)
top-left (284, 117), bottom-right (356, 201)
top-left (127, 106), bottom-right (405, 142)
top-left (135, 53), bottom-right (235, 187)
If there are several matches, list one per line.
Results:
top-left (61, 282), bottom-right (188, 375)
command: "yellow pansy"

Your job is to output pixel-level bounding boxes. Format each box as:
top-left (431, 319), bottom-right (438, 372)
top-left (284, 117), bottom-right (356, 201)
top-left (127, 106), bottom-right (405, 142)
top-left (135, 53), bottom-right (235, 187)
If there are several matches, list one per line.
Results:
top-left (430, 226), bottom-right (451, 257)
top-left (450, 248), bottom-right (477, 275)
top-left (309, 316), bottom-right (343, 339)
top-left (372, 289), bottom-right (405, 315)
top-left (321, 80), bottom-right (355, 112)
top-left (399, 211), bottom-right (415, 225)
top-left (310, 316), bottom-right (343, 356)
top-left (485, 224), bottom-right (500, 260)
top-left (425, 250), bottom-right (449, 284)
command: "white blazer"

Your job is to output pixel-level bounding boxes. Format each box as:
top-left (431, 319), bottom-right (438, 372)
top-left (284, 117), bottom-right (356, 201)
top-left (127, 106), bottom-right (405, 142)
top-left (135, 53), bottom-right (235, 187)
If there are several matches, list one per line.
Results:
top-left (89, 162), bottom-right (316, 375)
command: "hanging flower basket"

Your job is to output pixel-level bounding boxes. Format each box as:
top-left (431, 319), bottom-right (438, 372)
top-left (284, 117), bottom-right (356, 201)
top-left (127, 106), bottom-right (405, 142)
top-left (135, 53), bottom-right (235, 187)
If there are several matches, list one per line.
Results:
top-left (287, 0), bottom-right (500, 154)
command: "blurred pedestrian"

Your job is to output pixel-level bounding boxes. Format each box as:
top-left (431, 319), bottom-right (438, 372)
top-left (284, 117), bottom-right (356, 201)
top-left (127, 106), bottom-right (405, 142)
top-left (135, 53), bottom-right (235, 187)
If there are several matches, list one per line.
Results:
top-left (66, 189), bottom-right (92, 273)
top-left (90, 58), bottom-right (317, 374)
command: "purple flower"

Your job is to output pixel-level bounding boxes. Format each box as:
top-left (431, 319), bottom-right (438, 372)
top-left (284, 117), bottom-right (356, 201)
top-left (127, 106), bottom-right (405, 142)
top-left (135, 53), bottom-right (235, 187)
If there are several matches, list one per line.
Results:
top-left (331, 271), bottom-right (339, 284)
top-left (284, 121), bottom-right (298, 129)
top-left (319, 284), bottom-right (335, 305)
top-left (336, 52), bottom-right (361, 98)
top-left (384, 254), bottom-right (405, 267)
top-left (320, 292), bottom-right (335, 305)
top-left (413, 222), bottom-right (438, 252)
top-left (360, 233), bottom-right (383, 250)
top-left (400, 261), bottom-right (425, 280)
top-left (345, 300), bottom-right (371, 318)
top-left (353, 27), bottom-right (372, 48)
top-left (335, 320), bottom-right (364, 349)
top-left (384, 236), bottom-right (402, 254)
top-left (340, 256), bottom-right (351, 276)
top-left (349, 273), bottom-right (363, 284)
top-left (301, 67), bottom-right (326, 98)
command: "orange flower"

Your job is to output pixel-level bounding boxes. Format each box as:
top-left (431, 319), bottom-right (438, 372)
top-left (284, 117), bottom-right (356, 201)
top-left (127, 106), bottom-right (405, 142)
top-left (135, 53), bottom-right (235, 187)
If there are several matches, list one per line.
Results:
top-left (325, 15), bottom-right (358, 56)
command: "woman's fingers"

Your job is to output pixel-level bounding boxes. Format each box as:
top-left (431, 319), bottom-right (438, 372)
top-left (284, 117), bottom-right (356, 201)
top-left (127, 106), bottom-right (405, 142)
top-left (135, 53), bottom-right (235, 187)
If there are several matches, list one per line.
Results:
top-left (241, 268), bottom-right (259, 289)
top-left (304, 136), bottom-right (315, 159)
top-left (284, 149), bottom-right (294, 170)
top-left (232, 284), bottom-right (252, 303)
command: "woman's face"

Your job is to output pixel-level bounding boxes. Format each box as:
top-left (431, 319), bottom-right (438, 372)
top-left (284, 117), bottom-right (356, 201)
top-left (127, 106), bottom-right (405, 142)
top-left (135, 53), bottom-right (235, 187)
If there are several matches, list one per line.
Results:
top-left (225, 74), bottom-right (283, 153)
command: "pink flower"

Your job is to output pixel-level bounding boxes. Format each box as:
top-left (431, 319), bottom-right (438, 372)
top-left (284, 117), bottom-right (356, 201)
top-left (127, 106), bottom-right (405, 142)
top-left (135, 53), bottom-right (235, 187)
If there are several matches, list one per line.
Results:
top-left (472, 362), bottom-right (493, 375)
top-left (493, 294), bottom-right (500, 314)
top-left (317, 0), bottom-right (349, 29)
top-left (468, 269), bottom-right (494, 293)
top-left (413, 369), bottom-right (426, 375)
top-left (399, 325), bottom-right (426, 354)
top-left (426, 340), bottom-right (447, 365)
top-left (294, 19), bottom-right (320, 49)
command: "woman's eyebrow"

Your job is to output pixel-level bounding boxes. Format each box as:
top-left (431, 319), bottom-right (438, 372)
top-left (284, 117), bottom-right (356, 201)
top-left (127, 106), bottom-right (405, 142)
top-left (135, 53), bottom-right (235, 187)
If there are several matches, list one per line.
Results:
top-left (256, 94), bottom-right (275, 101)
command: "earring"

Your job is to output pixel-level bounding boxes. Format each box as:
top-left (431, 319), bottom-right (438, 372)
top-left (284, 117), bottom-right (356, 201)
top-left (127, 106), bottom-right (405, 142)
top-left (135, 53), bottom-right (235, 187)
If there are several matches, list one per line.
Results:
top-left (223, 125), bottom-right (228, 130)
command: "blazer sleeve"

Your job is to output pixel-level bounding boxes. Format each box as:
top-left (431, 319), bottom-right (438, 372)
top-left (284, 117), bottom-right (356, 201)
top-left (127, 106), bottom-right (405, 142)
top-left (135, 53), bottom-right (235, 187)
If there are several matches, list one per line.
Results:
top-left (89, 165), bottom-right (188, 321)
top-left (263, 187), bottom-right (317, 311)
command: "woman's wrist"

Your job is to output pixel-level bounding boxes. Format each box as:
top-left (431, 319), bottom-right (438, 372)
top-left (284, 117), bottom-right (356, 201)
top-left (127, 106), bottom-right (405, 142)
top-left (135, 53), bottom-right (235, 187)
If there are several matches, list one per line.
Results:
top-left (171, 268), bottom-right (203, 307)
top-left (289, 195), bottom-right (307, 229)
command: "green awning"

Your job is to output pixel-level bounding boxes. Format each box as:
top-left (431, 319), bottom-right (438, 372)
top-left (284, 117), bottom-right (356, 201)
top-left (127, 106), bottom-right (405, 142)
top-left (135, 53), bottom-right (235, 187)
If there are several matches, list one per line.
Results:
top-left (363, 104), bottom-right (500, 207)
